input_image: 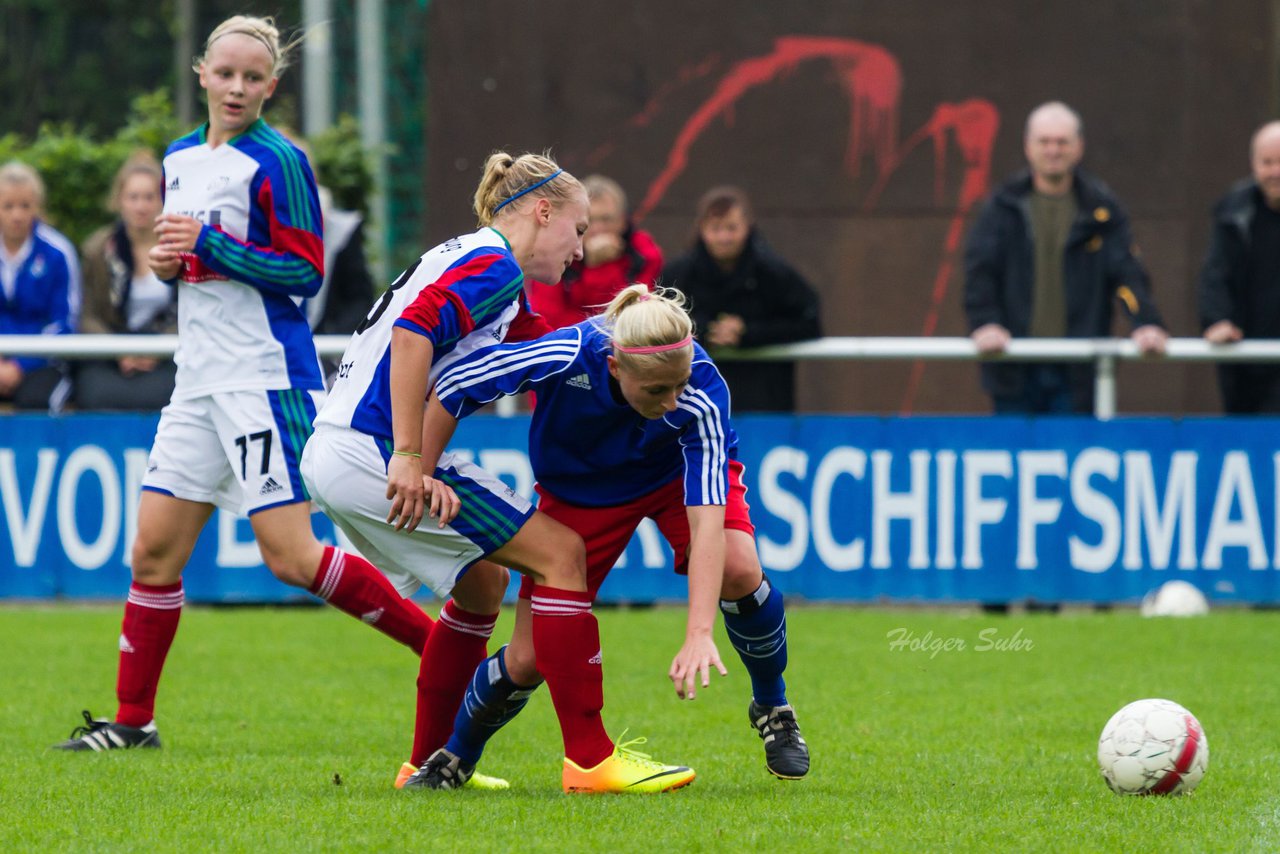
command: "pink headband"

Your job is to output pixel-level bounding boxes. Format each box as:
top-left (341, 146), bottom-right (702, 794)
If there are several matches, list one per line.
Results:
top-left (614, 336), bottom-right (693, 355)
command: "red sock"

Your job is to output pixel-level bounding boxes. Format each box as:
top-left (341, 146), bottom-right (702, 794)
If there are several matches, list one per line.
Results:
top-left (310, 546), bottom-right (434, 655)
top-left (115, 581), bottom-right (183, 727)
top-left (410, 600), bottom-right (496, 766)
top-left (531, 586), bottom-right (613, 768)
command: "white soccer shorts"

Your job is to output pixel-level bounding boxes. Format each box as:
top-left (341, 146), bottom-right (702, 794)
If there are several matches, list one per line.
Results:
top-left (300, 424), bottom-right (534, 598)
top-left (142, 388), bottom-right (323, 516)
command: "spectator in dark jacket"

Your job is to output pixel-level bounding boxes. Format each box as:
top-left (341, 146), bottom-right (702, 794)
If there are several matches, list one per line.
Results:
top-left (0, 161), bottom-right (79, 411)
top-left (662, 186), bottom-right (821, 412)
top-left (530, 174), bottom-right (662, 328)
top-left (76, 153), bottom-right (178, 410)
top-left (964, 101), bottom-right (1166, 414)
top-left (1198, 121), bottom-right (1280, 413)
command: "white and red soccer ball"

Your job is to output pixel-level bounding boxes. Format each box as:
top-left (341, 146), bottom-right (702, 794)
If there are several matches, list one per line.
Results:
top-left (1097, 698), bottom-right (1209, 795)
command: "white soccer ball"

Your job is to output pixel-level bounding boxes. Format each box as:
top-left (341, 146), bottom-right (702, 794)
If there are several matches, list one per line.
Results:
top-left (1140, 580), bottom-right (1209, 617)
top-left (1097, 698), bottom-right (1209, 795)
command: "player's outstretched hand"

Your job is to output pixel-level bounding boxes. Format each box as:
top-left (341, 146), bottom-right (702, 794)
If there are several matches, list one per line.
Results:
top-left (421, 475), bottom-right (460, 528)
top-left (385, 454), bottom-right (425, 531)
top-left (668, 634), bottom-right (728, 700)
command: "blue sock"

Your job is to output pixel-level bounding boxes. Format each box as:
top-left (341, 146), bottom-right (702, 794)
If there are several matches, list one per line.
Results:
top-left (444, 645), bottom-right (539, 766)
top-left (720, 576), bottom-right (788, 708)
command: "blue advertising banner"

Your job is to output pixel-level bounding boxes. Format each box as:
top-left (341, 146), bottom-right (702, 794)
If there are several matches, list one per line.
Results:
top-left (1, 413), bottom-right (1277, 604)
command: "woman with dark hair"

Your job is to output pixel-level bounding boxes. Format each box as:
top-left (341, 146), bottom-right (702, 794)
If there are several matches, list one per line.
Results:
top-left (662, 186), bottom-right (821, 412)
top-left (76, 152), bottom-right (178, 410)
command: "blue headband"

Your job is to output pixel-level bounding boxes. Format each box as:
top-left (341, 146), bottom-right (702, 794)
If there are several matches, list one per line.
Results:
top-left (493, 169), bottom-right (563, 214)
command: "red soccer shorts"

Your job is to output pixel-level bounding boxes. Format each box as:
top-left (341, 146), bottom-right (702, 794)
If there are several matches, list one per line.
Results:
top-left (519, 460), bottom-right (755, 600)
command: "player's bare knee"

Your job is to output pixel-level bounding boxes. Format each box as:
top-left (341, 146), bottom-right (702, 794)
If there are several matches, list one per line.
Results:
top-left (471, 564), bottom-right (510, 610)
top-left (721, 556), bottom-right (764, 600)
top-left (452, 563), bottom-right (509, 613)
top-left (262, 552), bottom-right (314, 588)
top-left (549, 532), bottom-right (587, 589)
top-left (129, 535), bottom-right (180, 585)
top-left (503, 636), bottom-right (540, 684)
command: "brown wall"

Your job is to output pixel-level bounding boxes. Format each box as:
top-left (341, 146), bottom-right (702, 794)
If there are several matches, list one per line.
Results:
top-left (426, 0), bottom-right (1276, 414)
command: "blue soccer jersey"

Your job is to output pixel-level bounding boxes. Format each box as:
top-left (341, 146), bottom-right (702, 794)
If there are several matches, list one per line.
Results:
top-left (315, 227), bottom-right (548, 443)
top-left (434, 321), bottom-right (738, 506)
top-left (161, 119), bottom-right (325, 399)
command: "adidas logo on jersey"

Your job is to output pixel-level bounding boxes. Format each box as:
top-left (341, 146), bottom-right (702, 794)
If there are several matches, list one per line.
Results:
top-left (588, 649), bottom-right (603, 665)
top-left (361, 608), bottom-right (385, 625)
top-left (259, 477), bottom-right (285, 496)
top-left (168, 176), bottom-right (180, 190)
top-left (119, 634), bottom-right (135, 654)
top-left (567, 373), bottom-right (592, 390)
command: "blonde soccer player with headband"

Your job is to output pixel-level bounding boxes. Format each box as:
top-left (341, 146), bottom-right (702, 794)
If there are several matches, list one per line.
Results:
top-left (301, 152), bottom-right (695, 794)
top-left (422, 284), bottom-right (811, 785)
top-left (56, 15), bottom-right (437, 752)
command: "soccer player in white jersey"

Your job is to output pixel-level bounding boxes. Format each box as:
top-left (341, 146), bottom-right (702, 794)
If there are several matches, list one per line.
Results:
top-left (56, 15), bottom-right (433, 752)
top-left (423, 284), bottom-right (811, 782)
top-left (302, 151), bottom-right (694, 793)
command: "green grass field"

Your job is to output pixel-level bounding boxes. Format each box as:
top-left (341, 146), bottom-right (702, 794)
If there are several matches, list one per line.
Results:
top-left (3, 603), bottom-right (1276, 852)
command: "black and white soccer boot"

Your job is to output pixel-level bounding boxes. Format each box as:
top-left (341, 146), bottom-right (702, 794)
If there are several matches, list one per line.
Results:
top-left (400, 748), bottom-right (474, 790)
top-left (749, 702), bottom-right (809, 780)
top-left (53, 710), bottom-right (161, 751)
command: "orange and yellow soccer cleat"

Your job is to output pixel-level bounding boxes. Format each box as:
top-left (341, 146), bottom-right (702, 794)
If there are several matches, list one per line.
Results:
top-left (394, 762), bottom-right (416, 789)
top-left (562, 734), bottom-right (695, 794)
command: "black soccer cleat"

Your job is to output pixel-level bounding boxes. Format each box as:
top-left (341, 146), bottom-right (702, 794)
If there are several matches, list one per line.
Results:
top-left (400, 748), bottom-right (474, 790)
top-left (749, 702), bottom-right (809, 780)
top-left (53, 710), bottom-right (161, 752)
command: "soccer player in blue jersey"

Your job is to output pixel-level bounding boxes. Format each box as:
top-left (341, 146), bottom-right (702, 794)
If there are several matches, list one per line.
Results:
top-left (425, 284), bottom-right (811, 782)
top-left (56, 15), bottom-right (433, 752)
top-left (301, 151), bottom-right (695, 794)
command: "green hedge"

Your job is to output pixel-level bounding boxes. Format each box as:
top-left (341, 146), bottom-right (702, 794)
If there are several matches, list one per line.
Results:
top-left (0, 90), bottom-right (373, 248)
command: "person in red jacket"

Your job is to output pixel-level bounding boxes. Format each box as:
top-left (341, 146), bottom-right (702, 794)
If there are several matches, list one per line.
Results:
top-left (528, 174), bottom-right (662, 327)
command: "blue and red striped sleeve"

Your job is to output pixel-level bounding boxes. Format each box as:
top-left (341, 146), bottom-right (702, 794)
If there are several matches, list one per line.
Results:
top-left (393, 249), bottom-right (524, 349)
top-left (194, 133), bottom-right (324, 297)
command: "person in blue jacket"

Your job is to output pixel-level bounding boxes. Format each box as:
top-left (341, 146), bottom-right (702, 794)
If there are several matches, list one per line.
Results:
top-left (0, 161), bottom-right (79, 410)
top-left (421, 283), bottom-right (811, 785)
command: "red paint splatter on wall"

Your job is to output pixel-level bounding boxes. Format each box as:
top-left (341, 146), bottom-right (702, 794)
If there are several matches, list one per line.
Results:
top-left (616, 36), bottom-right (999, 413)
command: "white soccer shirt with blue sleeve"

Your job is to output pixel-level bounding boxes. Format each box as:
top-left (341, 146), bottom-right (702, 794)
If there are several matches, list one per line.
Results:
top-left (434, 321), bottom-right (738, 506)
top-left (314, 227), bottom-right (536, 444)
top-left (161, 119), bottom-right (324, 400)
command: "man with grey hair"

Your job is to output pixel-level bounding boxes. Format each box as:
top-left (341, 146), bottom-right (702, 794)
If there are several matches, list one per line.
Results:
top-left (964, 101), bottom-right (1167, 414)
top-left (1198, 120), bottom-right (1280, 412)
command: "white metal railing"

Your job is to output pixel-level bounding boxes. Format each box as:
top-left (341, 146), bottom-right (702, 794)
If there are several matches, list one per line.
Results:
top-left (5, 334), bottom-right (1279, 419)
